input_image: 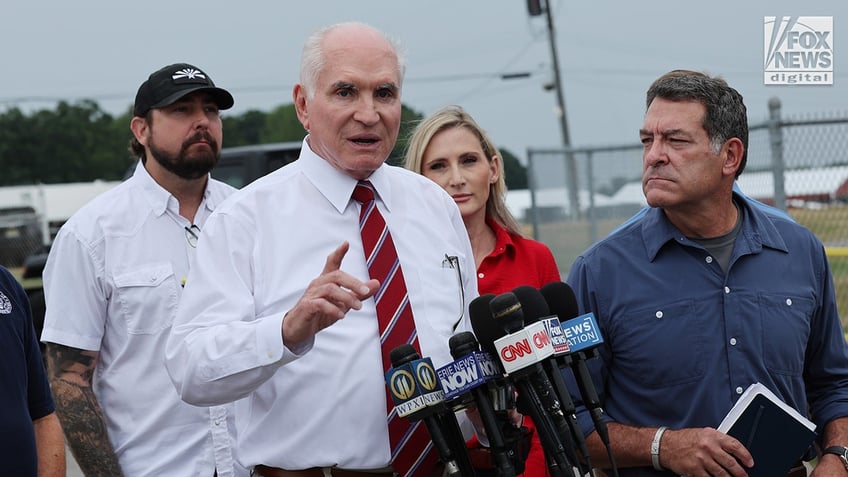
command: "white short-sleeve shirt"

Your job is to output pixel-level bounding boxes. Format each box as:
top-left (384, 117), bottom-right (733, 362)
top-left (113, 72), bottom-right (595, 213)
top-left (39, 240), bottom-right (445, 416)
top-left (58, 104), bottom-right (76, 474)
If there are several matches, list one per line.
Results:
top-left (42, 162), bottom-right (243, 477)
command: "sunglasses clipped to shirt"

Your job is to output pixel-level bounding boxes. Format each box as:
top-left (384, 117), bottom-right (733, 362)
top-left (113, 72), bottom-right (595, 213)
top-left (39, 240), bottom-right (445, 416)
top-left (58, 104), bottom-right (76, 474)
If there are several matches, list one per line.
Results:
top-left (185, 224), bottom-right (200, 248)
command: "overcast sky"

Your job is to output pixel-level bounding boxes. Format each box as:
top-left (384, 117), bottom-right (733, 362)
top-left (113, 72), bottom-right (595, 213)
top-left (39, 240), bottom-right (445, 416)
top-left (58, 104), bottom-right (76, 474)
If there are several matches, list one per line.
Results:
top-left (2, 0), bottom-right (846, 164)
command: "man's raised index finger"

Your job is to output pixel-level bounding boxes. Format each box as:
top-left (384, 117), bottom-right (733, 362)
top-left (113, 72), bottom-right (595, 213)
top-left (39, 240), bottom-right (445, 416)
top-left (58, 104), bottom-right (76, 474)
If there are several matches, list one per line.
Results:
top-left (322, 241), bottom-right (350, 274)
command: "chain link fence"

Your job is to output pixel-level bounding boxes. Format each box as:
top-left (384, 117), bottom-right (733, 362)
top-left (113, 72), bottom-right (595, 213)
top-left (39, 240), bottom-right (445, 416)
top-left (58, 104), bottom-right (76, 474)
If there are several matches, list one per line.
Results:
top-left (0, 205), bottom-right (44, 268)
top-left (522, 99), bottom-right (848, 328)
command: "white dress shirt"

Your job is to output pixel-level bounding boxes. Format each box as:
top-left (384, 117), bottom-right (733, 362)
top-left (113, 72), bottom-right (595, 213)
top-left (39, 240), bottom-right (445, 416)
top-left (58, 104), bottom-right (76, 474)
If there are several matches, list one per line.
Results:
top-left (166, 138), bottom-right (478, 470)
top-left (42, 162), bottom-right (243, 477)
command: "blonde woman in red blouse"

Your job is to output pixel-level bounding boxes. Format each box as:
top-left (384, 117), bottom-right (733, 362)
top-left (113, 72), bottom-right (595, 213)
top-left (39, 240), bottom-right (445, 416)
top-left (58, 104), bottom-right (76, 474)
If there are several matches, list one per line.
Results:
top-left (405, 105), bottom-right (561, 477)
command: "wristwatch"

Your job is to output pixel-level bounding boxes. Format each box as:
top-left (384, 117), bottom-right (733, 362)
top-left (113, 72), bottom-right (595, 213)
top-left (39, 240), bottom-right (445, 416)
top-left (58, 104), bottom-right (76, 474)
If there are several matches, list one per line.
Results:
top-left (824, 445), bottom-right (848, 471)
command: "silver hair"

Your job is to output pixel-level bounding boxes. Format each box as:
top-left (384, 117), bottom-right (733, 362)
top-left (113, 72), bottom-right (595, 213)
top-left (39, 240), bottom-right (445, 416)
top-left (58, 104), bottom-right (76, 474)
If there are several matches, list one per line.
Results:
top-left (299, 22), bottom-right (406, 99)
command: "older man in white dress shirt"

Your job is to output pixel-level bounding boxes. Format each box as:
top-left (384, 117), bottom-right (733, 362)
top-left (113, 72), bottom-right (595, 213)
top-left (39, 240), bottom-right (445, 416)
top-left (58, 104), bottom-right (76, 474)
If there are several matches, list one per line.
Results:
top-left (166, 22), bottom-right (478, 477)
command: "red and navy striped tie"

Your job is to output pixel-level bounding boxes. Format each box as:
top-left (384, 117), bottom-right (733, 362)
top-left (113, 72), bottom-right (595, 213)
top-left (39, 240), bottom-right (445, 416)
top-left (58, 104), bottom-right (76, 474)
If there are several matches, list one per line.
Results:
top-left (352, 180), bottom-right (437, 477)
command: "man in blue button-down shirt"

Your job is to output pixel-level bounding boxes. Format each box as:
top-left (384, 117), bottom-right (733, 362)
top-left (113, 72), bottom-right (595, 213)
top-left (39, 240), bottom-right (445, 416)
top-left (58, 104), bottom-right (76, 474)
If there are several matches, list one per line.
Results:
top-left (566, 69), bottom-right (848, 477)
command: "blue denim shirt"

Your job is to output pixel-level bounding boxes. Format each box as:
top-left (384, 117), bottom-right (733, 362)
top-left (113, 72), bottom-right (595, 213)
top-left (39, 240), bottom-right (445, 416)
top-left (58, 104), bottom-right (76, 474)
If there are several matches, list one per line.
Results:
top-left (565, 192), bottom-right (848, 476)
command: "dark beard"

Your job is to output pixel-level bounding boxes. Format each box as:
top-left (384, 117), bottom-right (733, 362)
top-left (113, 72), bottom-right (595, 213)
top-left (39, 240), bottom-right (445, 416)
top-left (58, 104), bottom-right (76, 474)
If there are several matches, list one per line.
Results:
top-left (149, 131), bottom-right (220, 180)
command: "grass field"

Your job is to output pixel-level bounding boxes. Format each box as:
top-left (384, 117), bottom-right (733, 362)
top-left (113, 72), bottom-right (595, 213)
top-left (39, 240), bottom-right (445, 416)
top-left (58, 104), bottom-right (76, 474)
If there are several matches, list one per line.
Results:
top-left (534, 203), bottom-right (848, 333)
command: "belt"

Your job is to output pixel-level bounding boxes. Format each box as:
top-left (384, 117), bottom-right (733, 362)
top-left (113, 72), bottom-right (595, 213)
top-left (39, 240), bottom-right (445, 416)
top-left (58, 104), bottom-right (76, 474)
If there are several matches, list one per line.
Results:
top-left (253, 466), bottom-right (396, 477)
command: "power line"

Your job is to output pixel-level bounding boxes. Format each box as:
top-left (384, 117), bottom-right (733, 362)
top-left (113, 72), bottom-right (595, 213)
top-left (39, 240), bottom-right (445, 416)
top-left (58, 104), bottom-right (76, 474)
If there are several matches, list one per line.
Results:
top-left (0, 69), bottom-right (545, 108)
top-left (448, 36), bottom-right (543, 105)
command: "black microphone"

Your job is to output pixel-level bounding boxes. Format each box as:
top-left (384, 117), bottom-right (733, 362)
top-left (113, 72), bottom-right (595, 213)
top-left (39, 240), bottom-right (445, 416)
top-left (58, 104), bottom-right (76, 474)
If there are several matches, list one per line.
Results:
top-left (491, 290), bottom-right (585, 476)
top-left (511, 285), bottom-right (593, 476)
top-left (469, 295), bottom-right (522, 416)
top-left (540, 281), bottom-right (617, 476)
top-left (477, 292), bottom-right (574, 477)
top-left (444, 332), bottom-right (517, 477)
top-left (468, 295), bottom-right (530, 472)
top-left (469, 294), bottom-right (500, 358)
top-left (387, 344), bottom-right (474, 477)
top-left (469, 295), bottom-right (532, 422)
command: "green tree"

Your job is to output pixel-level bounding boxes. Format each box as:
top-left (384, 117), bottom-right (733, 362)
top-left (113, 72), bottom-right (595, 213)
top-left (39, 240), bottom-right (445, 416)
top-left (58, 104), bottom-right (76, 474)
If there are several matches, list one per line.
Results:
top-left (0, 107), bottom-right (36, 184)
top-left (0, 100), bottom-right (128, 185)
top-left (110, 107), bottom-right (136, 174)
top-left (500, 148), bottom-right (527, 190)
top-left (260, 104), bottom-right (307, 143)
top-left (0, 100), bottom-right (527, 188)
top-left (223, 110), bottom-right (269, 147)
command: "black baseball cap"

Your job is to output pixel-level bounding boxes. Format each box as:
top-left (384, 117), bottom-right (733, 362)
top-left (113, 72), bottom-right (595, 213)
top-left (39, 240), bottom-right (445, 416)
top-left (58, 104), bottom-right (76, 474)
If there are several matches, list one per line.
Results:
top-left (133, 63), bottom-right (234, 117)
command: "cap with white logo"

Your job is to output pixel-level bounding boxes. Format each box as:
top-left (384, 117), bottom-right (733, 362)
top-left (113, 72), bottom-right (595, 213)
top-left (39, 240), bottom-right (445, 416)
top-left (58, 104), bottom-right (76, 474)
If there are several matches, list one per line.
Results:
top-left (133, 62), bottom-right (234, 117)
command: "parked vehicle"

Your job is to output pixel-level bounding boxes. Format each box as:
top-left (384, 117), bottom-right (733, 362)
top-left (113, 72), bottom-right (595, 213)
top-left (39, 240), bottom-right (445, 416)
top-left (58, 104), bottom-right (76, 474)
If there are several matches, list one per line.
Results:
top-left (0, 206), bottom-right (43, 268)
top-left (211, 141), bottom-right (301, 188)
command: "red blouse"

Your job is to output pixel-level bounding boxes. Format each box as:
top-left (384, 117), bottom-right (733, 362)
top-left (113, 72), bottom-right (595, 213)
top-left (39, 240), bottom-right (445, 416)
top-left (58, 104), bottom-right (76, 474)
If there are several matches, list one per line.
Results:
top-left (477, 218), bottom-right (562, 295)
top-left (467, 218), bottom-right (561, 477)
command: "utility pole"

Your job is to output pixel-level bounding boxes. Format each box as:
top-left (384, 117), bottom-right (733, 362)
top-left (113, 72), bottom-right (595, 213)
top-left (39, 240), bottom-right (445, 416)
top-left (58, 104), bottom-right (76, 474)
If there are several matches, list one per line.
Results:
top-left (528, 0), bottom-right (581, 219)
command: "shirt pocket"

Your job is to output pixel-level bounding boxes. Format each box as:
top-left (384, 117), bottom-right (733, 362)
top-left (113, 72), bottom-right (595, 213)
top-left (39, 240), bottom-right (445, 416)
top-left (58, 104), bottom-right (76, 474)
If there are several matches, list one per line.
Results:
top-left (412, 263), bottom-right (467, 339)
top-left (612, 299), bottom-right (706, 388)
top-left (113, 262), bottom-right (179, 335)
top-left (759, 292), bottom-right (813, 376)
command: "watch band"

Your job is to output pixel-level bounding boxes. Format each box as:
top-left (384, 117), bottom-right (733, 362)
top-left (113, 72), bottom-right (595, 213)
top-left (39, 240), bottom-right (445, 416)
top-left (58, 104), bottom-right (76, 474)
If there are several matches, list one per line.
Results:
top-left (651, 426), bottom-right (667, 471)
top-left (824, 445), bottom-right (848, 472)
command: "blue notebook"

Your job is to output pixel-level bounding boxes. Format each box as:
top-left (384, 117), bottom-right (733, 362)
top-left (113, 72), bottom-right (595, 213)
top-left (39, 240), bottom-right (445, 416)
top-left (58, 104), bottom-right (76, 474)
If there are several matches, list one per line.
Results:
top-left (717, 383), bottom-right (816, 477)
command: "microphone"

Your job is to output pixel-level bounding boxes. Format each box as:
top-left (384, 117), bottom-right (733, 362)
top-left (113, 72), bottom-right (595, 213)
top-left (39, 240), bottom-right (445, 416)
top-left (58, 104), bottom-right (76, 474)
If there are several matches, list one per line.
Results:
top-left (468, 295), bottom-right (531, 470)
top-left (387, 344), bottom-right (474, 477)
top-left (480, 292), bottom-right (575, 477)
top-left (469, 294), bottom-right (500, 358)
top-left (540, 281), bottom-right (617, 476)
top-left (469, 295), bottom-right (522, 416)
top-left (438, 332), bottom-right (517, 477)
top-left (511, 285), bottom-right (593, 476)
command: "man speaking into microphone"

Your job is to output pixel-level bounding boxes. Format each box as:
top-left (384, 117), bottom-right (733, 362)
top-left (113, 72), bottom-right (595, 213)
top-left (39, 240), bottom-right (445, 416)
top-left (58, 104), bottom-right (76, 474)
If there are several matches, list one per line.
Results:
top-left (165, 22), bottom-right (478, 477)
top-left (565, 70), bottom-right (848, 477)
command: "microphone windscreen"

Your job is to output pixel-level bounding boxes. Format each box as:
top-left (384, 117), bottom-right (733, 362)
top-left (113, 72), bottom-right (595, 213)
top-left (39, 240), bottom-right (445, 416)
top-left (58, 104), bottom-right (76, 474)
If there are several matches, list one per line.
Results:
top-left (511, 285), bottom-right (551, 324)
top-left (469, 294), bottom-right (502, 356)
top-left (389, 343), bottom-right (420, 367)
top-left (540, 281), bottom-right (579, 322)
top-left (448, 331), bottom-right (480, 359)
top-left (489, 292), bottom-right (524, 334)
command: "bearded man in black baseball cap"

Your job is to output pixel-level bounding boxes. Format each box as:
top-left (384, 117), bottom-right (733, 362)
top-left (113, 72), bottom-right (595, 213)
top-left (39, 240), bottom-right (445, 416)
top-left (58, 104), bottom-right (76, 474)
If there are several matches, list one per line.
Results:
top-left (130, 62), bottom-right (234, 180)
top-left (41, 62), bottom-right (244, 476)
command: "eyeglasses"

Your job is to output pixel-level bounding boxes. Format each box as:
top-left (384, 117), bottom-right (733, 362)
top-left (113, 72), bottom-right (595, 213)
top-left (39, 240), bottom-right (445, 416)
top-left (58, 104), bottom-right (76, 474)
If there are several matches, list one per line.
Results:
top-left (185, 224), bottom-right (200, 248)
top-left (442, 254), bottom-right (465, 331)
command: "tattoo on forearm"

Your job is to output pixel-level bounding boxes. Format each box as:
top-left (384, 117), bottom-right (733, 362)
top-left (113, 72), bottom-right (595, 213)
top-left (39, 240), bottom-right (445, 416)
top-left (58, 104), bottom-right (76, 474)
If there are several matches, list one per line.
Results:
top-left (46, 343), bottom-right (124, 476)
top-left (47, 343), bottom-right (95, 382)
